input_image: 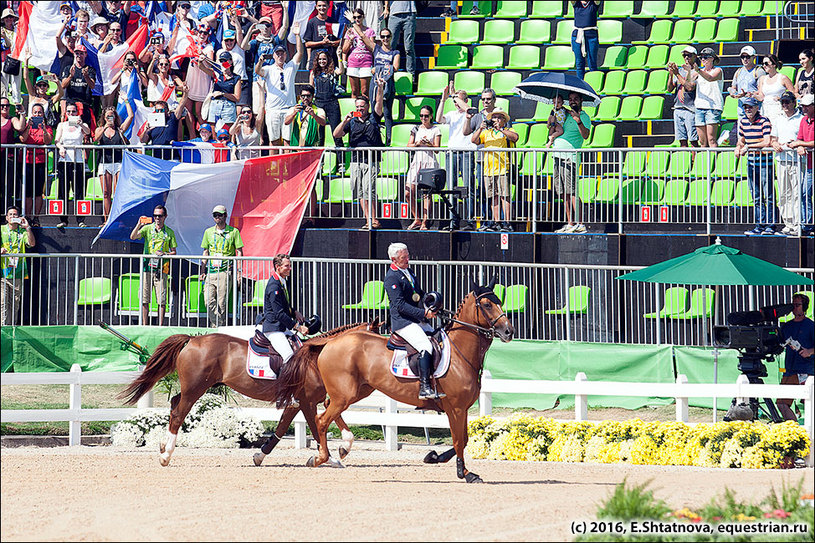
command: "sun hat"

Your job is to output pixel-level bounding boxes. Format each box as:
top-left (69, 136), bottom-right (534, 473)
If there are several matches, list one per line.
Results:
top-left (487, 109), bottom-right (510, 122)
top-left (212, 204), bottom-right (227, 214)
top-left (699, 47), bottom-right (719, 64)
top-left (1, 8), bottom-right (18, 19)
top-left (779, 90), bottom-right (796, 103)
top-left (740, 45), bottom-right (756, 57)
top-left (223, 29), bottom-right (236, 40)
top-left (681, 45), bottom-right (697, 55)
top-left (801, 94), bottom-right (815, 106)
top-left (91, 16), bottom-right (109, 28)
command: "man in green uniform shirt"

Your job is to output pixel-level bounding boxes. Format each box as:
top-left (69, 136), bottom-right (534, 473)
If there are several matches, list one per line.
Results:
top-left (130, 205), bottom-right (177, 327)
top-left (200, 204), bottom-right (244, 328)
top-left (1, 206), bottom-right (36, 326)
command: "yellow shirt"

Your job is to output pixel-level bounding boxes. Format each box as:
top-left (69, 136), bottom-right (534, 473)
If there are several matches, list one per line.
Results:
top-left (479, 128), bottom-right (509, 176)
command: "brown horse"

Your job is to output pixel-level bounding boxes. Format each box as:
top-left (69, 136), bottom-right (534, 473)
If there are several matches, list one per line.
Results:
top-left (119, 322), bottom-right (377, 467)
top-left (275, 279), bottom-right (514, 482)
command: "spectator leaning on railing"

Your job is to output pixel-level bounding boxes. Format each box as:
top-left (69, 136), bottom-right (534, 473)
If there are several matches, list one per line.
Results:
top-left (94, 103), bottom-right (133, 225)
top-left (736, 96), bottom-right (779, 237)
top-left (667, 46), bottom-right (699, 148)
top-left (788, 94), bottom-right (814, 236)
top-left (19, 103), bottom-right (54, 226)
top-left (405, 105), bottom-right (441, 231)
top-left (552, 92), bottom-right (591, 234)
top-left (230, 104), bottom-right (262, 159)
top-left (200, 204), bottom-right (244, 328)
top-left (470, 108), bottom-right (518, 233)
top-left (54, 103), bottom-right (91, 228)
top-left (140, 88), bottom-right (190, 160)
top-left (770, 91), bottom-right (803, 236)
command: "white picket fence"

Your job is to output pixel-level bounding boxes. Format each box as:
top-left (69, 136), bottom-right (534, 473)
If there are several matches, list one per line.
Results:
top-left (2, 366), bottom-right (813, 466)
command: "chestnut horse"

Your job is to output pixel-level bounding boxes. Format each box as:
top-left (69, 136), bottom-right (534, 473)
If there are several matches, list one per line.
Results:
top-left (275, 279), bottom-right (514, 482)
top-left (119, 322), bottom-right (377, 467)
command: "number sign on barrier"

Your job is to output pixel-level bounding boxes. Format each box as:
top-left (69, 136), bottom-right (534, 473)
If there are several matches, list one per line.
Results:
top-left (640, 205), bottom-right (651, 222)
top-left (382, 202), bottom-right (392, 218)
top-left (77, 200), bottom-right (92, 216)
top-left (48, 200), bottom-right (64, 215)
top-left (659, 205), bottom-right (670, 223)
top-left (400, 203), bottom-right (409, 219)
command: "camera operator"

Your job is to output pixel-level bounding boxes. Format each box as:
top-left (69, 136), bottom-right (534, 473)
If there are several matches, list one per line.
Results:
top-left (777, 293), bottom-right (814, 421)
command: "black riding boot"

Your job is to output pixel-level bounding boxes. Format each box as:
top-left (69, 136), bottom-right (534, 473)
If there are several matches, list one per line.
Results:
top-left (417, 351), bottom-right (436, 400)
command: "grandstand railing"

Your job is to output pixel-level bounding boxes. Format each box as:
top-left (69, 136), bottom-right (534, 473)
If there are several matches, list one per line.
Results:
top-left (2, 254), bottom-right (811, 346)
top-left (4, 144), bottom-right (812, 235)
top-left (780, 0), bottom-right (815, 40)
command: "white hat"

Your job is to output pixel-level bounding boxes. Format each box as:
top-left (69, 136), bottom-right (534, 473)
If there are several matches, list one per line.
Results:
top-left (740, 45), bottom-right (756, 56)
top-left (801, 94), bottom-right (814, 106)
top-left (682, 45), bottom-right (697, 55)
top-left (212, 204), bottom-right (227, 214)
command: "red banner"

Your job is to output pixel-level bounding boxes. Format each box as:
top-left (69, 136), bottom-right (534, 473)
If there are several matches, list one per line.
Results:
top-left (232, 149), bottom-right (323, 281)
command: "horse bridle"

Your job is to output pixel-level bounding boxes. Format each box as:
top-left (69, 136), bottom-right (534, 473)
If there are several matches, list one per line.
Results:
top-left (441, 292), bottom-right (508, 340)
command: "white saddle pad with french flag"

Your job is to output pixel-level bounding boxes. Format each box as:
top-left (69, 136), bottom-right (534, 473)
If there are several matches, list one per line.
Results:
top-left (390, 332), bottom-right (451, 379)
top-left (247, 347), bottom-right (276, 380)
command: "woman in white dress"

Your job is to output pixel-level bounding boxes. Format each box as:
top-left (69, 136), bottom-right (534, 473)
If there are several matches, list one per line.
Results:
top-left (405, 105), bottom-right (441, 230)
top-left (229, 105), bottom-right (262, 159)
top-left (756, 54), bottom-right (795, 126)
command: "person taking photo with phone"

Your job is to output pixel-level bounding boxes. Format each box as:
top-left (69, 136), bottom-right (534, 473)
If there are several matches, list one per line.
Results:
top-left (1, 206), bottom-right (35, 326)
top-left (54, 103), bottom-right (91, 228)
top-left (437, 82), bottom-right (476, 231)
top-left (19, 102), bottom-right (54, 226)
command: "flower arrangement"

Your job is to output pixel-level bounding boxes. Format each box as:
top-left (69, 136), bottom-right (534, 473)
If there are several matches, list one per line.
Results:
top-left (467, 415), bottom-right (810, 469)
top-left (110, 393), bottom-right (264, 449)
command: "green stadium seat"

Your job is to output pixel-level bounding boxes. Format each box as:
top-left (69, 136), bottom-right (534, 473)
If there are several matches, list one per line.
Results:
top-left (623, 70), bottom-right (648, 94)
top-left (598, 20), bottom-right (623, 44)
top-left (710, 179), bottom-right (735, 205)
top-left (602, 46), bottom-right (628, 69)
top-left (338, 97), bottom-right (355, 119)
top-left (376, 177), bottom-right (399, 201)
top-left (623, 45), bottom-right (648, 69)
top-left (416, 71), bottom-right (448, 96)
top-left (519, 151), bottom-right (545, 176)
top-left (622, 151), bottom-right (648, 178)
top-left (531, 0), bottom-right (563, 18)
top-left (117, 273), bottom-right (140, 315)
top-left (740, 0), bottom-right (764, 15)
top-left (243, 279), bottom-right (265, 308)
top-left (541, 45), bottom-right (575, 70)
top-left (481, 19), bottom-right (515, 44)
top-left (759, 0), bottom-right (780, 14)
top-left (634, 0), bottom-right (670, 17)
top-left (616, 96), bottom-right (643, 120)
top-left (660, 179), bottom-right (689, 204)
top-left (667, 44), bottom-right (687, 66)
top-left (390, 124), bottom-right (415, 147)
top-left (674, 288), bottom-right (715, 319)
top-left (671, 1), bottom-right (697, 17)
top-left (713, 18), bottom-right (739, 42)
top-left (691, 152), bottom-right (716, 179)
top-left (601, 0), bottom-right (635, 17)
top-left (436, 45), bottom-right (468, 69)
top-left (585, 123), bottom-right (616, 148)
top-left (715, 0), bottom-right (741, 14)
top-left (518, 19), bottom-right (551, 44)
top-left (620, 179), bottom-right (643, 203)
top-left (512, 123), bottom-right (530, 147)
top-left (184, 276), bottom-right (206, 316)
top-left (327, 177), bottom-right (354, 203)
top-left (583, 71), bottom-right (604, 94)
top-left (692, 18), bottom-right (718, 42)
top-left (393, 72), bottom-right (413, 96)
top-left (490, 71), bottom-right (522, 95)
top-left (442, 96), bottom-right (472, 115)
top-left (454, 71), bottom-right (486, 95)
top-left (546, 285), bottom-right (591, 315)
top-left (640, 96), bottom-right (665, 120)
top-left (528, 101), bottom-right (553, 121)
top-left (694, 0), bottom-right (720, 17)
top-left (471, 45), bottom-right (504, 69)
top-left (342, 280), bottom-right (389, 310)
top-left (492, 284), bottom-right (506, 304)
top-left (733, 181), bottom-right (754, 206)
top-left (645, 45), bottom-right (669, 69)
top-left (502, 284), bottom-right (528, 313)
top-left (633, 20), bottom-right (672, 44)
top-left (403, 97), bottom-right (436, 122)
top-left (459, 0), bottom-right (492, 17)
top-left (686, 179), bottom-right (710, 206)
top-left (77, 277), bottom-right (112, 305)
top-left (593, 178), bottom-right (620, 203)
top-left (493, 0), bottom-right (527, 18)
top-left (85, 176), bottom-right (104, 201)
top-left (595, 96), bottom-right (621, 120)
top-left (577, 177), bottom-right (597, 202)
top-left (645, 151), bottom-right (671, 178)
top-left (321, 152), bottom-right (337, 176)
top-left (380, 150), bottom-right (410, 175)
top-left (722, 95), bottom-right (739, 120)
top-left (446, 20), bottom-right (479, 44)
top-left (523, 123), bottom-right (549, 148)
top-left (779, 66), bottom-right (796, 82)
top-left (553, 20), bottom-right (574, 44)
top-left (643, 286), bottom-right (689, 319)
top-left (712, 152), bottom-right (745, 178)
top-left (670, 19), bottom-right (696, 44)
top-left (601, 71), bottom-right (626, 95)
top-left (507, 45), bottom-right (541, 70)
top-left (669, 151), bottom-right (694, 178)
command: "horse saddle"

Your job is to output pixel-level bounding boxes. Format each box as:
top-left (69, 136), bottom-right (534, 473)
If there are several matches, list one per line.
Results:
top-left (247, 330), bottom-right (302, 379)
top-left (387, 330), bottom-right (450, 379)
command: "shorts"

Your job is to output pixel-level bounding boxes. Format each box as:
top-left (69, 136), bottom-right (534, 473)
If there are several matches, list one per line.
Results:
top-left (553, 158), bottom-right (576, 195)
top-left (695, 108), bottom-right (722, 126)
top-left (346, 66), bottom-right (373, 78)
top-left (349, 162), bottom-right (378, 200)
top-left (98, 162), bottom-right (122, 176)
top-left (777, 372), bottom-right (811, 405)
top-left (264, 107), bottom-right (289, 142)
top-left (141, 269), bottom-right (168, 306)
top-left (673, 108), bottom-right (698, 142)
top-left (485, 174), bottom-right (509, 199)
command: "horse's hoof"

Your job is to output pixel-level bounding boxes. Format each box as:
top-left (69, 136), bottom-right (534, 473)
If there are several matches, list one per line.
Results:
top-left (253, 453), bottom-right (265, 466)
top-left (326, 457), bottom-right (345, 469)
top-left (339, 447), bottom-right (348, 459)
top-left (423, 450), bottom-right (439, 464)
top-left (159, 443), bottom-right (165, 454)
top-left (464, 472), bottom-right (483, 483)
top-left (159, 456), bottom-right (170, 467)
top-left (306, 456), bottom-right (316, 467)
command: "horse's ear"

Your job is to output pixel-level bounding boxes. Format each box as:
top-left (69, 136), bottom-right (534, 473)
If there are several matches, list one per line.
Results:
top-left (487, 275), bottom-right (497, 289)
top-left (470, 279), bottom-right (478, 293)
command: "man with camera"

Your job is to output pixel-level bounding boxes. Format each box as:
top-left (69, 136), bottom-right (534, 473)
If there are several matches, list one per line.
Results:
top-left (243, 14), bottom-right (289, 138)
top-left (470, 109), bottom-right (518, 232)
top-left (130, 205), bottom-right (177, 327)
top-left (438, 82), bottom-right (476, 231)
top-left (776, 293), bottom-right (814, 421)
top-left (667, 46), bottom-right (699, 148)
top-left (1, 206), bottom-right (35, 326)
top-left (283, 84), bottom-right (326, 146)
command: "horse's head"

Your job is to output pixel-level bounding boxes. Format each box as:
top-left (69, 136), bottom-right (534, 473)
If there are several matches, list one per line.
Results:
top-left (464, 277), bottom-right (514, 342)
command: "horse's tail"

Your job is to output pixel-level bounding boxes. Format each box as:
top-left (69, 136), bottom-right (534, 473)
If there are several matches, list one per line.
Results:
top-left (118, 334), bottom-right (191, 405)
top-left (274, 343), bottom-right (320, 406)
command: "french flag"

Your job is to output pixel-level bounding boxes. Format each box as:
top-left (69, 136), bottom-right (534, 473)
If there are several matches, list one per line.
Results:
top-left (81, 21), bottom-right (148, 96)
top-left (168, 24), bottom-right (199, 64)
top-left (11, 2), bottom-right (62, 73)
top-left (117, 71), bottom-right (151, 145)
top-left (173, 141), bottom-right (231, 164)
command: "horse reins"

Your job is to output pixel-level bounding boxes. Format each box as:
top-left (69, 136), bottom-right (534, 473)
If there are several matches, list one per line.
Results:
top-left (440, 292), bottom-right (508, 340)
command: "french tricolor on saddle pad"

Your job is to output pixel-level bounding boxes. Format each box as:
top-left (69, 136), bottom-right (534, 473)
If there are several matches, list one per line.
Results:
top-left (246, 330), bottom-right (299, 380)
top-left (389, 331), bottom-right (451, 380)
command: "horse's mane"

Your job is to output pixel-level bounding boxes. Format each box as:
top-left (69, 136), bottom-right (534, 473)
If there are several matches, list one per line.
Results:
top-left (305, 318), bottom-right (381, 347)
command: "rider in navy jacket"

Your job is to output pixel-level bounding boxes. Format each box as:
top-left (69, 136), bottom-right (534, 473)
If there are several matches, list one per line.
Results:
top-left (257, 254), bottom-right (308, 362)
top-left (384, 242), bottom-right (442, 400)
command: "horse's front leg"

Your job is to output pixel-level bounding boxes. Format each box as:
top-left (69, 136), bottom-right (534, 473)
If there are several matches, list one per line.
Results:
top-left (253, 404), bottom-right (298, 466)
top-left (447, 408), bottom-right (483, 483)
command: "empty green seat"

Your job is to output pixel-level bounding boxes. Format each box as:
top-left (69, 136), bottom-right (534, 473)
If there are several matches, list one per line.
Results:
top-left (593, 178), bottom-right (620, 203)
top-left (86, 176), bottom-right (104, 201)
top-left (645, 151), bottom-right (671, 178)
top-left (416, 71), bottom-right (448, 95)
top-left (716, 0), bottom-right (741, 14)
top-left (530, 0), bottom-right (563, 17)
top-left (342, 280), bottom-right (389, 310)
top-left (403, 97), bottom-right (435, 122)
top-left (669, 151), bottom-right (694, 178)
top-left (393, 72), bottom-right (413, 95)
top-left (471, 45), bottom-right (504, 69)
top-left (583, 71), bottom-right (604, 94)
top-left (645, 45), bottom-right (669, 69)
top-left (710, 179), bottom-right (735, 205)
top-left (601, 46), bottom-right (628, 69)
top-left (242, 279), bottom-right (265, 308)
top-left (595, 96), bottom-right (621, 120)
top-left (490, 71), bottom-right (522, 95)
top-left (512, 123), bottom-right (530, 147)
top-left (693, 18), bottom-right (718, 42)
top-left (644, 286), bottom-right (689, 319)
top-left (379, 151), bottom-right (408, 176)
top-left (597, 20), bottom-right (622, 44)
top-left (601, 0), bottom-right (635, 17)
top-left (620, 179), bottom-right (643, 203)
top-left (622, 151), bottom-right (647, 178)
top-left (390, 124), bottom-right (415, 147)
top-left (507, 45), bottom-right (541, 70)
top-left (454, 71), bottom-right (486, 95)
top-left (481, 19), bottom-right (515, 44)
top-left (586, 124), bottom-right (616, 148)
top-left (492, 284), bottom-right (506, 304)
top-left (722, 96), bottom-right (739, 120)
top-left (602, 71), bottom-right (626, 95)
top-left (644, 71), bottom-right (669, 94)
top-left (634, 0), bottom-right (670, 17)
top-left (667, 44), bottom-right (687, 66)
top-left (527, 101), bottom-right (553, 121)
top-left (376, 177), bottom-right (399, 201)
top-left (183, 276), bottom-right (206, 315)
top-left (779, 66), bottom-right (796, 82)
top-left (338, 97), bottom-right (356, 118)
top-left (634, 20), bottom-right (673, 44)
top-left (502, 284), bottom-right (528, 313)
top-left (577, 177), bottom-right (597, 202)
top-left (117, 273), bottom-right (140, 315)
top-left (518, 19), bottom-right (551, 44)
top-left (436, 45), bottom-right (468, 69)
top-left (686, 180), bottom-right (710, 206)
top-left (77, 277), bottom-right (112, 305)
top-left (623, 45), bottom-right (649, 70)
top-left (670, 19), bottom-right (695, 43)
top-left (691, 152), bottom-right (716, 178)
top-left (523, 123), bottom-right (549, 148)
top-left (740, 0), bottom-right (764, 15)
top-left (623, 70), bottom-right (648, 94)
top-left (541, 45), bottom-right (575, 70)
top-left (493, 0), bottom-right (527, 18)
top-left (675, 288), bottom-right (715, 319)
top-left (327, 177), bottom-right (354, 203)
top-left (733, 181), bottom-right (754, 206)
top-left (553, 20), bottom-right (574, 44)
top-left (671, 1), bottom-right (697, 17)
top-left (712, 151), bottom-right (745, 178)
top-left (660, 179), bottom-right (689, 204)
top-left (694, 0), bottom-right (720, 16)
top-left (446, 20), bottom-right (479, 44)
top-left (617, 96), bottom-right (643, 120)
top-left (545, 285), bottom-right (591, 315)
top-left (713, 18), bottom-right (739, 42)
top-left (640, 96), bottom-right (665, 120)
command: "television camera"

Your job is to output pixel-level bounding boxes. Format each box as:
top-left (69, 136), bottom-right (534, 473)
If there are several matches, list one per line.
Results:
top-left (713, 303), bottom-right (793, 422)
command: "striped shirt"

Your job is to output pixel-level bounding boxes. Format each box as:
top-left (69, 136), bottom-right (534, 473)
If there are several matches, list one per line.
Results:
top-left (738, 113), bottom-right (771, 145)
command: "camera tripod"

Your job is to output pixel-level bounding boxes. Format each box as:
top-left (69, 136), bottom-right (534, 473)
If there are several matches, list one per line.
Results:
top-left (724, 352), bottom-right (783, 423)
top-left (419, 187), bottom-right (474, 230)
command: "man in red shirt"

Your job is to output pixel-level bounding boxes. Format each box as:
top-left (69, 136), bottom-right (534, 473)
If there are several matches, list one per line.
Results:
top-left (789, 94), bottom-right (814, 236)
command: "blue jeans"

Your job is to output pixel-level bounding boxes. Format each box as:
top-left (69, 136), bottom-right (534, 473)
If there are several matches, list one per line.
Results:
top-left (802, 166), bottom-right (813, 230)
top-left (747, 155), bottom-right (776, 228)
top-left (571, 29), bottom-right (599, 79)
top-left (447, 150), bottom-right (475, 223)
top-left (388, 12), bottom-right (416, 74)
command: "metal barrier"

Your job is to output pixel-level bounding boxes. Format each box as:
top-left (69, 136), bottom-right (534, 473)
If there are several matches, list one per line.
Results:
top-left (1, 254), bottom-right (812, 346)
top-left (3, 144), bottom-right (813, 234)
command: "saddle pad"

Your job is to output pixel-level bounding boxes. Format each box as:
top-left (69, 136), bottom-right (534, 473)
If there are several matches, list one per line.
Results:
top-left (247, 343), bottom-right (277, 380)
top-left (390, 331), bottom-right (451, 379)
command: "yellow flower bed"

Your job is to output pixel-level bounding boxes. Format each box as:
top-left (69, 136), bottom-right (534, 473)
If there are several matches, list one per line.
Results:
top-left (466, 415), bottom-right (810, 469)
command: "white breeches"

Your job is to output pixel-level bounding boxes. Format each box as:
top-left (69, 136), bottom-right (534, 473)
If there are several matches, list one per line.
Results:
top-left (395, 322), bottom-right (433, 353)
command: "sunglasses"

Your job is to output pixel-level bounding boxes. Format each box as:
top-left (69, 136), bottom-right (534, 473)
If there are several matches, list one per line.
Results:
top-left (682, 53), bottom-right (693, 57)
top-left (218, 137), bottom-right (229, 141)
top-left (300, 94), bottom-right (312, 99)
top-left (213, 212), bottom-right (226, 217)
top-left (158, 62), bottom-right (169, 67)
top-left (353, 15), bottom-right (363, 19)
top-left (380, 34), bottom-right (391, 38)
top-left (36, 83), bottom-right (48, 88)
top-left (699, 55), bottom-right (712, 59)
top-left (155, 109), bottom-right (166, 113)
top-left (241, 109), bottom-right (252, 114)
top-left (279, 72), bottom-right (285, 91)
top-left (0, 104), bottom-right (9, 108)
top-left (110, 28), bottom-right (121, 32)
top-left (419, 114), bottom-right (430, 118)
top-left (153, 214), bottom-right (165, 218)
top-left (740, 55), bottom-right (752, 59)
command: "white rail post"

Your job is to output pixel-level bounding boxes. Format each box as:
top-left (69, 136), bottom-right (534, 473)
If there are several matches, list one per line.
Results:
top-left (135, 365), bottom-right (153, 409)
top-left (384, 397), bottom-right (398, 451)
top-left (68, 364), bottom-right (82, 446)
top-left (574, 372), bottom-right (587, 421)
top-left (479, 370), bottom-right (492, 417)
top-left (294, 418), bottom-right (307, 449)
top-left (805, 376), bottom-right (814, 467)
top-left (675, 374), bottom-right (688, 423)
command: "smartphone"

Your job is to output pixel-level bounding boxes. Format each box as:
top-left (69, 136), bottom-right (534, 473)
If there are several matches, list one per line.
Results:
top-left (351, 111), bottom-right (362, 118)
top-left (139, 216), bottom-right (153, 225)
top-left (466, 107), bottom-right (478, 115)
top-left (10, 217), bottom-right (23, 225)
top-left (262, 53), bottom-right (273, 59)
top-left (68, 115), bottom-right (80, 126)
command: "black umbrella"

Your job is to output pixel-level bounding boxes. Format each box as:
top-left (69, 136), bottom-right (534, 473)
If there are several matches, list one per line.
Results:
top-left (514, 71), bottom-right (601, 107)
